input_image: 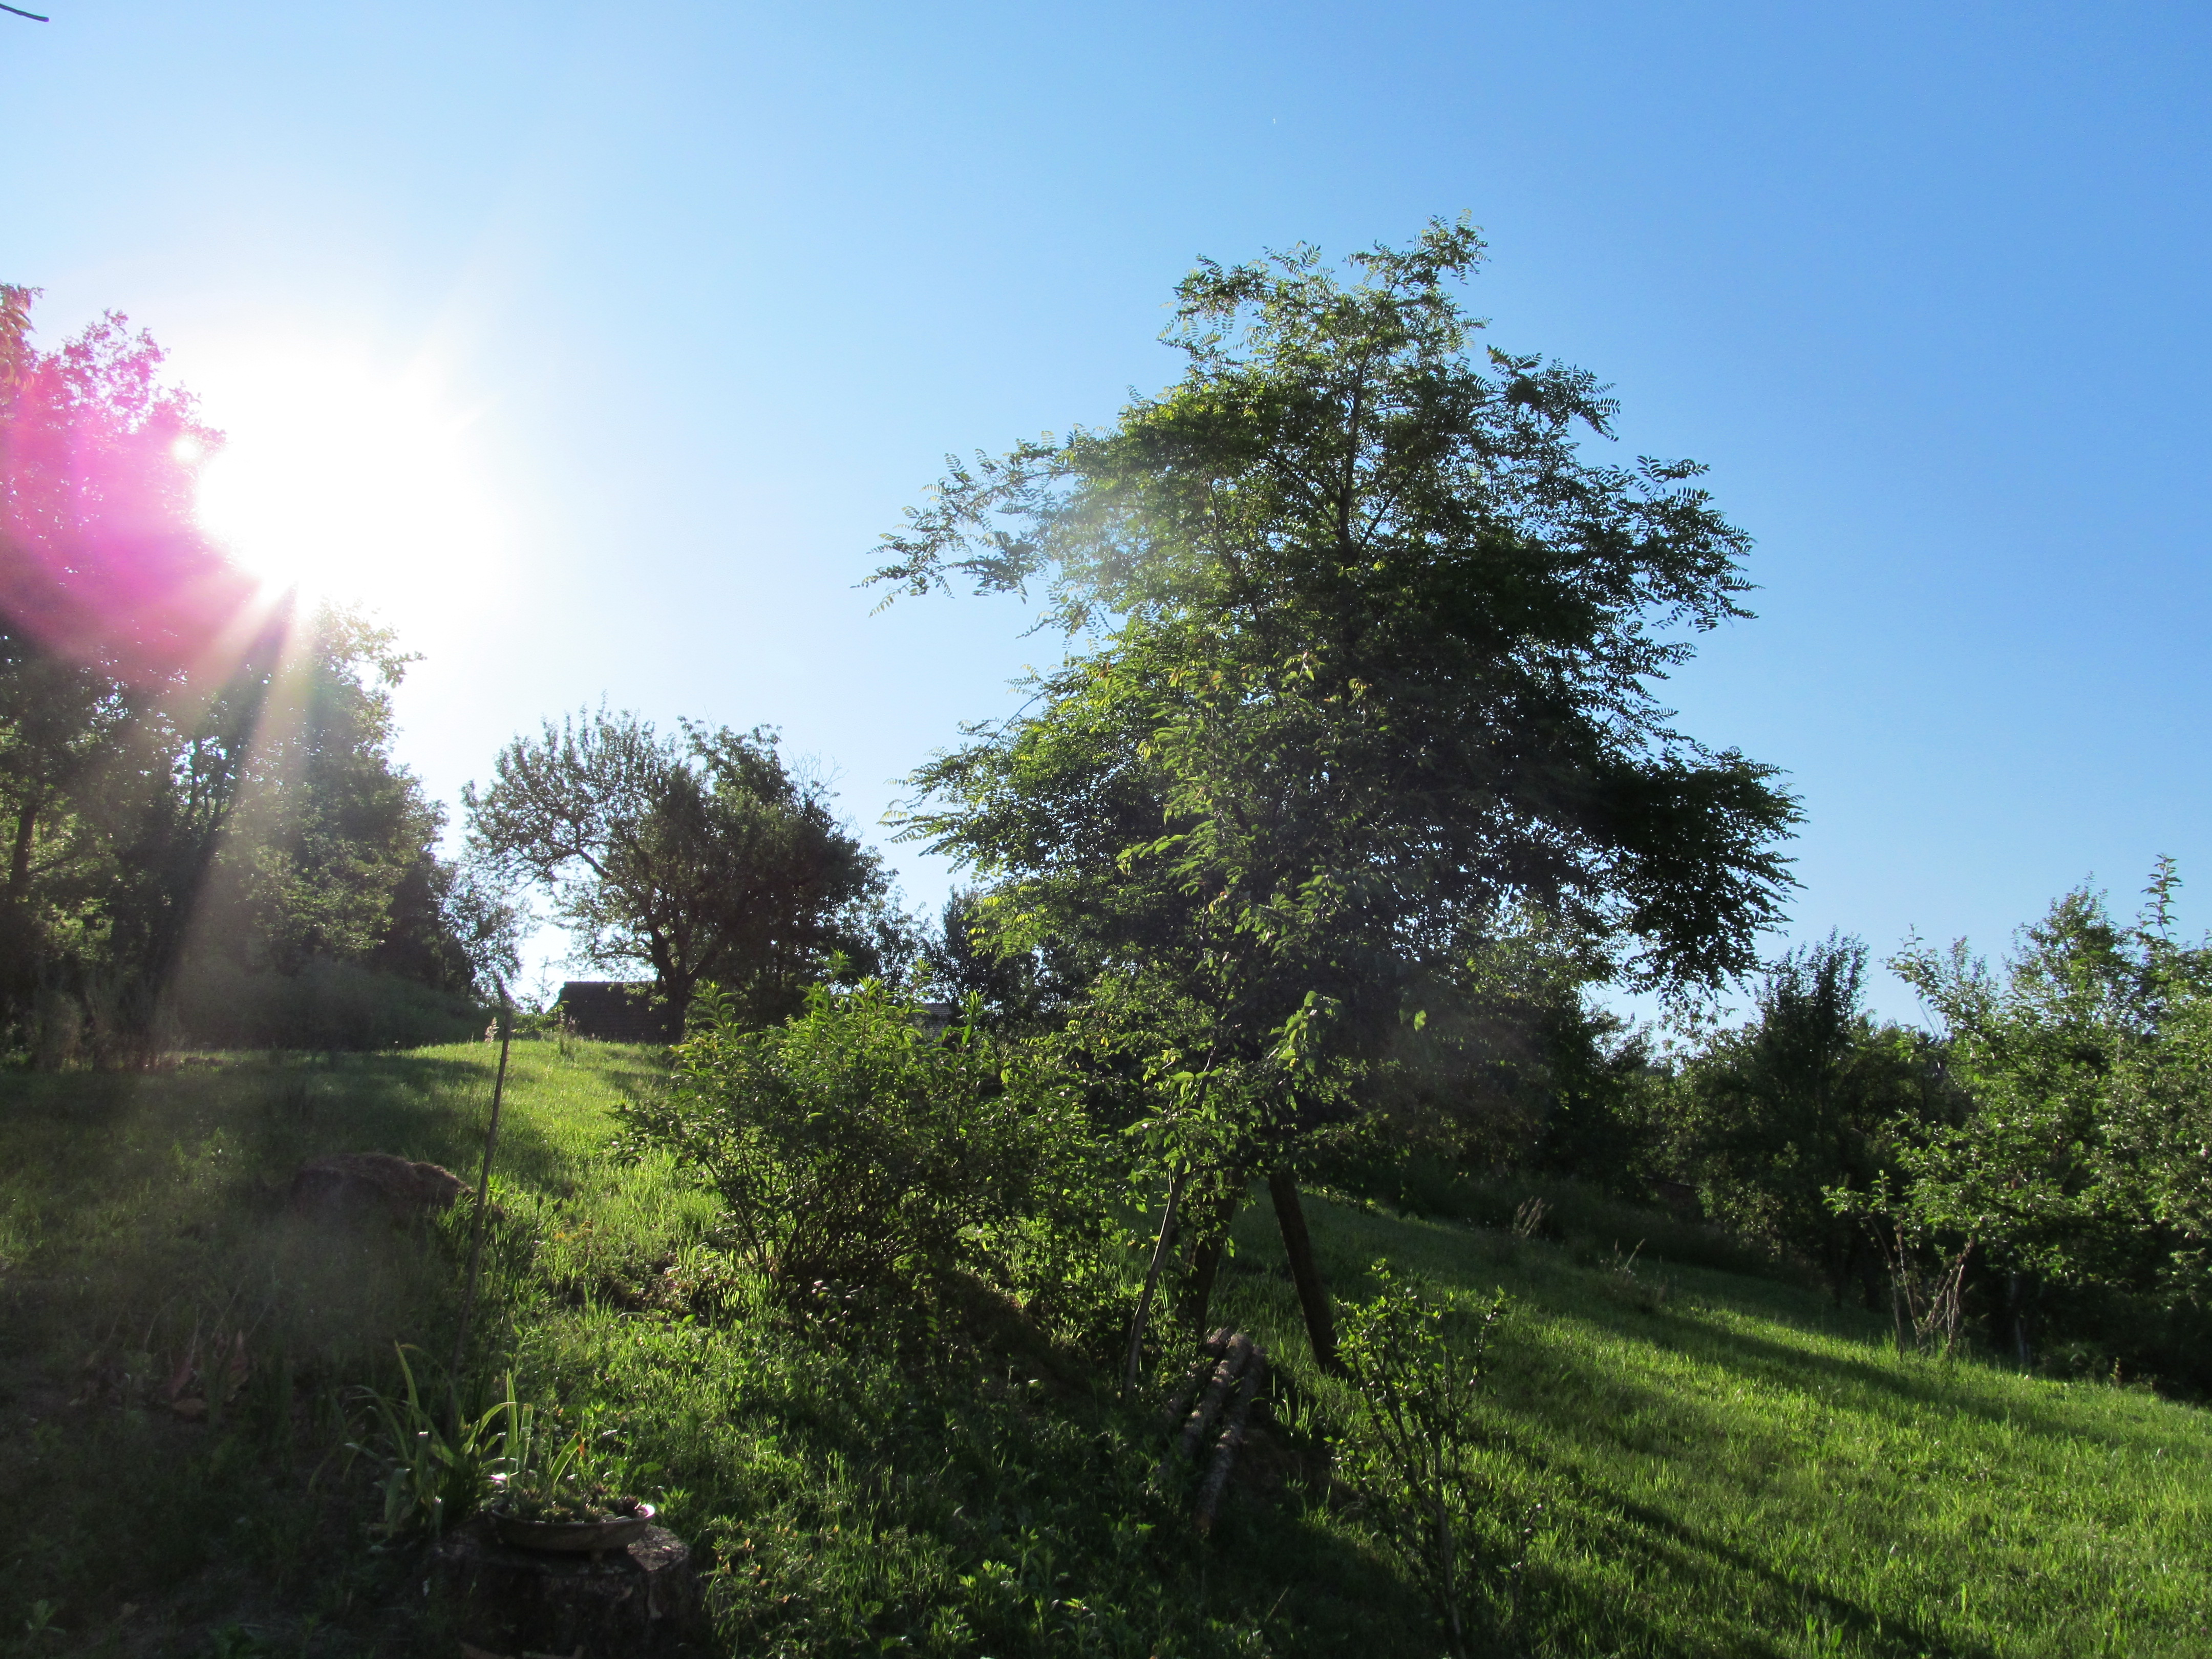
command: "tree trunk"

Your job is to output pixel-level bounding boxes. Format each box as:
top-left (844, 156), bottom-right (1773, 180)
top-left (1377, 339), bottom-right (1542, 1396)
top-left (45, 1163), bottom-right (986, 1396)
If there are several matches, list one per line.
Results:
top-left (1182, 1179), bottom-right (1245, 1336)
top-left (8, 790), bottom-right (41, 901)
top-left (1268, 1171), bottom-right (1341, 1375)
top-left (2008, 1271), bottom-right (2037, 1371)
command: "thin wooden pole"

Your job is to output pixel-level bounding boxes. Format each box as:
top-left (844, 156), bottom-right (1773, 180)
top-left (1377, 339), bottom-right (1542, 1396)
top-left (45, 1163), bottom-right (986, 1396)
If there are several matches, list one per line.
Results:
top-left (1123, 1166), bottom-right (1189, 1397)
top-left (448, 982), bottom-right (513, 1428)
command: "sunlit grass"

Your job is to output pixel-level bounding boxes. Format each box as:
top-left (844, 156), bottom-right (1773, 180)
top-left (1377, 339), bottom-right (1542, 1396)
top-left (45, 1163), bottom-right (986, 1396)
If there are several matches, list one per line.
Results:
top-left (1221, 1194), bottom-right (2212, 1657)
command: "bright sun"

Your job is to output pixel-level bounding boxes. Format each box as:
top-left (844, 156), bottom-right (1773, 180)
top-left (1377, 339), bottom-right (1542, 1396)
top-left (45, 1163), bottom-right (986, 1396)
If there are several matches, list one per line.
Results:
top-left (190, 345), bottom-right (505, 612)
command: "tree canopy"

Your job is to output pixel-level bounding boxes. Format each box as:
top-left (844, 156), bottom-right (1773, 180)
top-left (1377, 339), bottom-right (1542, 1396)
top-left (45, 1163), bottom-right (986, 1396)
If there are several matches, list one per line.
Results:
top-left (2, 289), bottom-right (489, 1059)
top-left (1868, 864), bottom-right (2212, 1312)
top-left (873, 217), bottom-right (1798, 1360)
top-left (465, 708), bottom-right (891, 1030)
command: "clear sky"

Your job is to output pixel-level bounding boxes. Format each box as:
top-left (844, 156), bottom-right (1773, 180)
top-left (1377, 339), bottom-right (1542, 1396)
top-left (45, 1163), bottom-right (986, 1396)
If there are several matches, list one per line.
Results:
top-left (6, 2), bottom-right (2208, 1018)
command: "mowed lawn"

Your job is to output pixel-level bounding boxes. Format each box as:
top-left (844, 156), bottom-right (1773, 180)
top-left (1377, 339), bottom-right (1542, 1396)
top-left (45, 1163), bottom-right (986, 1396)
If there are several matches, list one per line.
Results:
top-left (1, 1041), bottom-right (2207, 1657)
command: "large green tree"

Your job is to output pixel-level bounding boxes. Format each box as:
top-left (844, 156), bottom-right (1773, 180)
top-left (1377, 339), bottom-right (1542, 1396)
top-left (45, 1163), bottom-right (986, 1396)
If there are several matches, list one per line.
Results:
top-left (465, 709), bottom-right (889, 1031)
top-left (875, 219), bottom-right (1798, 1370)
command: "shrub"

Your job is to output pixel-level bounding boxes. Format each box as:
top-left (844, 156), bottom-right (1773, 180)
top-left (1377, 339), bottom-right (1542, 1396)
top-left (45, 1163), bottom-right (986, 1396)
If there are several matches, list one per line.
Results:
top-left (614, 981), bottom-right (1123, 1343)
top-left (166, 956), bottom-right (484, 1051)
top-left (1335, 1262), bottom-right (1512, 1659)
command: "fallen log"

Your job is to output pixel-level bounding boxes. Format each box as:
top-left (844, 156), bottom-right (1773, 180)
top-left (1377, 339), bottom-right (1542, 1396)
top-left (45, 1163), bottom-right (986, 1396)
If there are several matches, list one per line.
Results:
top-left (1161, 1328), bottom-right (1232, 1434)
top-left (1194, 1351), bottom-right (1267, 1534)
top-left (1176, 1333), bottom-right (1254, 1461)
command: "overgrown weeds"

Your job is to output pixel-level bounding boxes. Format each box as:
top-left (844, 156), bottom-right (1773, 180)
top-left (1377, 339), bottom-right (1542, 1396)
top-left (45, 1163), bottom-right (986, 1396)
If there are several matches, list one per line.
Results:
top-left (1596, 1240), bottom-right (1674, 1314)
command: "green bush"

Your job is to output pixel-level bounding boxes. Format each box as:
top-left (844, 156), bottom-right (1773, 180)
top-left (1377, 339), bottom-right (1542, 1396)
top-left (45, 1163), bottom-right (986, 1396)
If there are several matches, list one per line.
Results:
top-left (614, 981), bottom-right (1126, 1346)
top-left (165, 955), bottom-right (484, 1051)
top-left (1335, 1263), bottom-right (1514, 1659)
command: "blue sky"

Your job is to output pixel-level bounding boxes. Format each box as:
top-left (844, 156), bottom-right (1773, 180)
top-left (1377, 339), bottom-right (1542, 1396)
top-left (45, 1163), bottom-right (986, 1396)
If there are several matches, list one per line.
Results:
top-left (6, 2), bottom-right (2208, 1018)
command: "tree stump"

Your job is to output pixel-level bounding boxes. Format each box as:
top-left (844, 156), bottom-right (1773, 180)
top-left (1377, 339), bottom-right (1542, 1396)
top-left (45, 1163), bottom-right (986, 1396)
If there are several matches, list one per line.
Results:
top-left (430, 1515), bottom-right (707, 1656)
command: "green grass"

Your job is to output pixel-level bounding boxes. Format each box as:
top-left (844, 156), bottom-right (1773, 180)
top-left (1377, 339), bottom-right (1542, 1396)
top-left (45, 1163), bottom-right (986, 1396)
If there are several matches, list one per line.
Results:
top-left (1215, 1201), bottom-right (2212, 1657)
top-left (3, 1043), bottom-right (2209, 1657)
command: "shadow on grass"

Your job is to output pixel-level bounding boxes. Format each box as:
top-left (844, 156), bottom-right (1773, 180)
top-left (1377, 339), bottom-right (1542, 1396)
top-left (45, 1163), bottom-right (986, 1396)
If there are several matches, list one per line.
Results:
top-left (1531, 1279), bottom-right (2189, 1466)
top-left (0, 1047), bottom-right (635, 1210)
top-left (1211, 1202), bottom-right (2046, 1659)
top-left (1482, 1352), bottom-right (2006, 1659)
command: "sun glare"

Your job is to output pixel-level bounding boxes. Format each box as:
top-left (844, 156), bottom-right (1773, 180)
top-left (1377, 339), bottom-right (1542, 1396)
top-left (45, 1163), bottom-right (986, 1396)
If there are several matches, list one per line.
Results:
top-left (190, 346), bottom-right (505, 614)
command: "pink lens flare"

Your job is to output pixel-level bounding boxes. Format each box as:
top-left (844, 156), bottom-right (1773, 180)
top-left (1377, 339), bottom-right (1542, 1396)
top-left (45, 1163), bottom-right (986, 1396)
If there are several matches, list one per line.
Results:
top-left (2, 343), bottom-right (270, 687)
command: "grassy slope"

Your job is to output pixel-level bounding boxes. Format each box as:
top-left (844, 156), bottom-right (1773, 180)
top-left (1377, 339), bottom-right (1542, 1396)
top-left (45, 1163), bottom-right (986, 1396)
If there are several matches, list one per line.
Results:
top-left (1218, 1203), bottom-right (2212, 1657)
top-left (2, 1044), bottom-right (2207, 1658)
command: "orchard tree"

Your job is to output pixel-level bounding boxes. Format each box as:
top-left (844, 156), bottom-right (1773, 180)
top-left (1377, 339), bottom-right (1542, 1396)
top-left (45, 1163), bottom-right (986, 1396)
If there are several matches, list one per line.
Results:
top-left (465, 709), bottom-right (887, 1031)
top-left (1673, 934), bottom-right (1944, 1298)
top-left (874, 219), bottom-right (1798, 1371)
top-left (1859, 864), bottom-right (2212, 1365)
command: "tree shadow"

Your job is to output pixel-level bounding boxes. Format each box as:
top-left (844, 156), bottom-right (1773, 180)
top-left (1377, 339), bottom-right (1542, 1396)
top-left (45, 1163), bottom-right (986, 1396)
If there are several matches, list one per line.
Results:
top-left (1212, 1203), bottom-right (2092, 1656)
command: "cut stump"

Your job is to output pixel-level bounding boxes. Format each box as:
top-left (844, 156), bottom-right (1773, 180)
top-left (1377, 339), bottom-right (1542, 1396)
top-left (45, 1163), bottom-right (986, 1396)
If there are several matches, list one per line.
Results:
top-left (430, 1514), bottom-right (706, 1657)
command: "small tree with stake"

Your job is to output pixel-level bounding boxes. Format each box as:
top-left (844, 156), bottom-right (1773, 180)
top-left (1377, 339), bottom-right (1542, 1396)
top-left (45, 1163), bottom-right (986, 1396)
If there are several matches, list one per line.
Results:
top-left (874, 217), bottom-right (1797, 1375)
top-left (1336, 1264), bottom-right (1512, 1658)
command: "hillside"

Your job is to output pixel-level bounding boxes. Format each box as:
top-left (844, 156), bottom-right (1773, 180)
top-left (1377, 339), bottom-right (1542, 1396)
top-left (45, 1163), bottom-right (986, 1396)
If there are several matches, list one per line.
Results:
top-left (2, 1043), bottom-right (2207, 1657)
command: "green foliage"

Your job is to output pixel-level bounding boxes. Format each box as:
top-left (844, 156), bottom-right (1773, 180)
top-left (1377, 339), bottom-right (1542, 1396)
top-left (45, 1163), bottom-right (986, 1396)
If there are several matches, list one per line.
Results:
top-left (615, 979), bottom-right (1127, 1342)
top-left (917, 885), bottom-right (1082, 1029)
top-left (1, 297), bottom-right (494, 1061)
top-left (344, 1346), bottom-right (507, 1542)
top-left (881, 217), bottom-right (1795, 1001)
top-left (1670, 935), bottom-right (1947, 1292)
top-left (875, 223), bottom-right (1798, 1362)
top-left (1883, 867), bottom-right (2212, 1289)
top-left (1834, 864), bottom-right (2212, 1381)
top-left (1334, 1263), bottom-right (1511, 1657)
top-left (466, 708), bottom-right (894, 1032)
top-left (164, 955), bottom-right (482, 1051)
top-left (482, 1385), bottom-right (634, 1522)
top-left (1366, 919), bottom-right (1660, 1186)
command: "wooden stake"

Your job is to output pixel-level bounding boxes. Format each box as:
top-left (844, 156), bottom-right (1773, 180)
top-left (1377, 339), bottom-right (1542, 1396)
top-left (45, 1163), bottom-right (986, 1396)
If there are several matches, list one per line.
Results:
top-left (448, 982), bottom-right (513, 1428)
top-left (1123, 1166), bottom-right (1189, 1396)
top-left (1182, 1179), bottom-right (1245, 1336)
top-left (1268, 1171), bottom-right (1342, 1375)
